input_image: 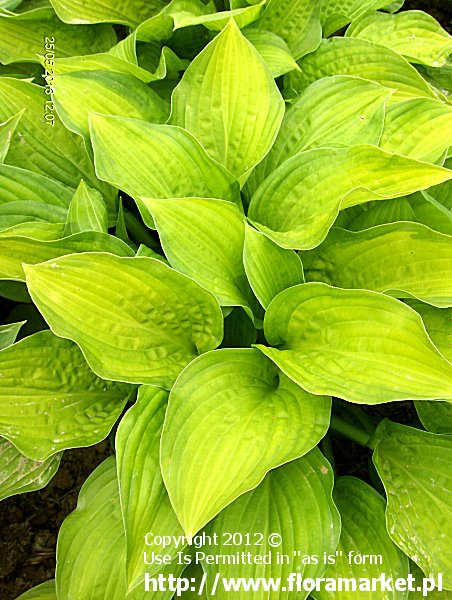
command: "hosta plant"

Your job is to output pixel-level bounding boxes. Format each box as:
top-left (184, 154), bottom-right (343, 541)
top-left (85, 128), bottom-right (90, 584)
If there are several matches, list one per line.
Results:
top-left (0, 0), bottom-right (451, 598)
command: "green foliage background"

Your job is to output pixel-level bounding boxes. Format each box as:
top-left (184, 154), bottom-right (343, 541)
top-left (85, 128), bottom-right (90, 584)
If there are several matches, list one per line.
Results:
top-left (0, 0), bottom-right (451, 598)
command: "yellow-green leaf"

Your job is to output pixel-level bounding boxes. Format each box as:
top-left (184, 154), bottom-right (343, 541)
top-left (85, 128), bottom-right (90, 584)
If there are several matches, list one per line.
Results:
top-left (246, 75), bottom-right (392, 197)
top-left (296, 37), bottom-right (437, 102)
top-left (313, 477), bottom-right (409, 600)
top-left (25, 253), bottom-right (223, 387)
top-left (373, 420), bottom-right (452, 588)
top-left (49, 0), bottom-right (166, 26)
top-left (303, 222), bottom-right (452, 307)
top-left (140, 197), bottom-right (259, 317)
top-left (89, 114), bottom-right (240, 205)
top-left (0, 7), bottom-right (116, 65)
top-left (0, 437), bottom-right (62, 502)
top-left (248, 144), bottom-right (452, 250)
top-left (170, 20), bottom-right (284, 183)
top-left (52, 70), bottom-right (168, 145)
top-left (116, 385), bottom-right (184, 587)
top-left (161, 348), bottom-right (331, 536)
top-left (0, 331), bottom-right (130, 460)
top-left (202, 449), bottom-right (340, 600)
top-left (259, 282), bottom-right (452, 404)
top-left (347, 10), bottom-right (452, 67)
top-left (243, 223), bottom-right (304, 309)
top-left (253, 0), bottom-right (321, 59)
top-left (379, 98), bottom-right (452, 164)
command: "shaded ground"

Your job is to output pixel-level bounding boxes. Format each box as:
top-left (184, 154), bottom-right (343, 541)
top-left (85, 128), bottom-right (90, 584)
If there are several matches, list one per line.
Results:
top-left (0, 442), bottom-right (113, 599)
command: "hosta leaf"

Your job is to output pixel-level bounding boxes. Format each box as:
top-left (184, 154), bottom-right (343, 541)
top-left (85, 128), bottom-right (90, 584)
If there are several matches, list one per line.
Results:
top-left (116, 385), bottom-right (184, 587)
top-left (248, 145), bottom-right (452, 250)
top-left (0, 202), bottom-right (67, 231)
top-left (49, 0), bottom-right (166, 26)
top-left (372, 420), bottom-right (452, 588)
top-left (259, 282), bottom-right (452, 404)
top-left (0, 0), bottom-right (22, 10)
top-left (0, 230), bottom-right (133, 282)
top-left (52, 70), bottom-right (168, 145)
top-left (0, 78), bottom-right (116, 220)
top-left (313, 476), bottom-right (409, 600)
top-left (346, 10), bottom-right (452, 67)
top-left (140, 197), bottom-right (258, 316)
top-left (57, 456), bottom-right (178, 600)
top-left (320, 0), bottom-right (392, 37)
top-left (247, 75), bottom-right (392, 196)
top-left (114, 198), bottom-right (134, 248)
top-left (408, 301), bottom-right (452, 435)
top-left (178, 563), bottom-right (207, 600)
top-left (64, 180), bottom-right (108, 235)
top-left (161, 348), bottom-right (331, 536)
top-left (418, 63), bottom-right (452, 95)
top-left (0, 164), bottom-right (72, 209)
top-left (0, 222), bottom-right (65, 241)
top-left (16, 580), bottom-right (57, 600)
top-left (243, 224), bottom-right (304, 309)
top-left (0, 111), bottom-right (22, 163)
top-left (25, 253), bottom-right (223, 387)
top-left (243, 28), bottom-right (300, 77)
top-left (52, 51), bottom-right (158, 83)
top-left (89, 114), bottom-right (240, 205)
top-left (202, 449), bottom-right (340, 600)
top-left (340, 192), bottom-right (452, 236)
top-left (416, 399), bottom-right (452, 436)
top-left (168, 0), bottom-right (266, 31)
top-left (295, 38), bottom-right (437, 102)
top-left (383, 0), bottom-right (405, 13)
top-left (253, 0), bottom-right (321, 59)
top-left (379, 98), bottom-right (452, 164)
top-left (303, 222), bottom-right (452, 308)
top-left (0, 7), bottom-right (116, 65)
top-left (409, 563), bottom-right (452, 599)
top-left (0, 331), bottom-right (129, 460)
top-left (0, 320), bottom-right (24, 350)
top-left (170, 20), bottom-right (284, 183)
top-left (0, 436), bottom-right (62, 502)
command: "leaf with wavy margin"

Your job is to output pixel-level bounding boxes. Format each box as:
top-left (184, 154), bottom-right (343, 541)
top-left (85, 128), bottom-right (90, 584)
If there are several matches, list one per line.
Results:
top-left (56, 456), bottom-right (181, 600)
top-left (372, 420), bottom-right (452, 588)
top-left (116, 385), bottom-right (184, 587)
top-left (0, 437), bottom-right (62, 502)
top-left (243, 224), bottom-right (304, 309)
top-left (347, 10), bottom-right (452, 67)
top-left (248, 145), bottom-right (452, 250)
top-left (0, 331), bottom-right (130, 460)
top-left (259, 282), bottom-right (452, 404)
top-left (313, 476), bottom-right (409, 600)
top-left (295, 37), bottom-right (437, 102)
top-left (90, 114), bottom-right (240, 206)
top-left (25, 253), bottom-right (223, 387)
top-left (0, 7), bottom-right (115, 64)
top-left (170, 20), bottom-right (284, 183)
top-left (161, 348), bottom-right (331, 536)
top-left (379, 98), bottom-right (452, 164)
top-left (202, 449), bottom-right (340, 600)
top-left (302, 222), bottom-right (452, 308)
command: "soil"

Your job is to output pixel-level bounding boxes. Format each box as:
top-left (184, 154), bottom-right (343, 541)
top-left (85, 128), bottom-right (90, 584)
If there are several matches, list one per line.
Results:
top-left (1, 2), bottom-right (450, 598)
top-left (0, 442), bottom-right (113, 599)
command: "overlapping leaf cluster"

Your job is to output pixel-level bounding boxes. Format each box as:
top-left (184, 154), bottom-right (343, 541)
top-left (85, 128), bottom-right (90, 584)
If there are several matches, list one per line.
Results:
top-left (0, 0), bottom-right (451, 598)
